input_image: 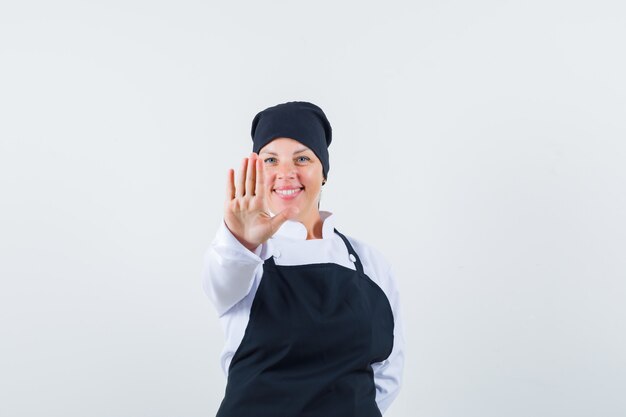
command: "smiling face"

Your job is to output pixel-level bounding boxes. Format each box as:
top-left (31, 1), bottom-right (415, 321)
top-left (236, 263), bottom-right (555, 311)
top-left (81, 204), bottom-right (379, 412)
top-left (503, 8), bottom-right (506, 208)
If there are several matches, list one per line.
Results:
top-left (259, 137), bottom-right (325, 226)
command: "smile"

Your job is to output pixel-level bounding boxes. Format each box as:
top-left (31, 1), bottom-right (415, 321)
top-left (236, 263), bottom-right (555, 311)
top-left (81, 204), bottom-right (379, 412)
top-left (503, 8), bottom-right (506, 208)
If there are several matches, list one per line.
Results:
top-left (273, 187), bottom-right (304, 199)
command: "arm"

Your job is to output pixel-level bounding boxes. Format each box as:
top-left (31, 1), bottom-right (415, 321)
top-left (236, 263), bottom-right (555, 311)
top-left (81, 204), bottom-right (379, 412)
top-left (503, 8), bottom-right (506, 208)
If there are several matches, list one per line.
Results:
top-left (373, 264), bottom-right (405, 414)
top-left (201, 219), bottom-right (265, 317)
top-left (203, 153), bottom-right (297, 316)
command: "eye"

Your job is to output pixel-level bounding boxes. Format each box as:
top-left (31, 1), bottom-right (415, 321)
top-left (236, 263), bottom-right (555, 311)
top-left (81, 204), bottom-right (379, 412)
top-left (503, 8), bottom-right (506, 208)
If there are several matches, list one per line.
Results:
top-left (263, 157), bottom-right (277, 164)
top-left (296, 156), bottom-right (310, 163)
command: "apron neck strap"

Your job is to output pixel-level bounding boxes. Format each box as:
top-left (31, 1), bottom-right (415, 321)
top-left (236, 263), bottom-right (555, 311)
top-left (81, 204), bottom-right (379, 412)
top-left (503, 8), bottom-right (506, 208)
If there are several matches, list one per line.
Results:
top-left (333, 228), bottom-right (364, 274)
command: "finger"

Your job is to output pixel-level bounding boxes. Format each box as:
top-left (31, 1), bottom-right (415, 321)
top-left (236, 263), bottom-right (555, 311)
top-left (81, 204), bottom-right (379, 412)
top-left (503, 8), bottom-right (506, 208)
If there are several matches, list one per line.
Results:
top-left (236, 158), bottom-right (247, 198)
top-left (225, 169), bottom-right (235, 201)
top-left (270, 206), bottom-right (300, 234)
top-left (255, 156), bottom-right (265, 199)
top-left (245, 154), bottom-right (256, 196)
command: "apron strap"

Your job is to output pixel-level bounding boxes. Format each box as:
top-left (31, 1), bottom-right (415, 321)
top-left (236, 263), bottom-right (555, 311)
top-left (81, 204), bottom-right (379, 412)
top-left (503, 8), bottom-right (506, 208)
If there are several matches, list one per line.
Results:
top-left (263, 230), bottom-right (364, 274)
top-left (263, 253), bottom-right (277, 267)
top-left (333, 228), bottom-right (364, 274)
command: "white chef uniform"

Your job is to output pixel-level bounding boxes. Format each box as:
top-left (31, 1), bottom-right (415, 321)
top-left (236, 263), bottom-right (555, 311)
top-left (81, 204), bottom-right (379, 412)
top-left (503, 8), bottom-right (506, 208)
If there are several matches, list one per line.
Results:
top-left (201, 210), bottom-right (405, 414)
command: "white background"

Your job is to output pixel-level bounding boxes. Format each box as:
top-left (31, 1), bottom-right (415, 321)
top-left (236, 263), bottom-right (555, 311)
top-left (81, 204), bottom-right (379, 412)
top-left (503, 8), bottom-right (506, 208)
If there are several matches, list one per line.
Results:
top-left (1, 1), bottom-right (625, 416)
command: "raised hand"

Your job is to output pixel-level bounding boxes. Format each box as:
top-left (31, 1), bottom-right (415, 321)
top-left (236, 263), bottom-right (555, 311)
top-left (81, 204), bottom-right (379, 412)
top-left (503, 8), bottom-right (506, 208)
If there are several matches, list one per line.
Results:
top-left (224, 152), bottom-right (299, 252)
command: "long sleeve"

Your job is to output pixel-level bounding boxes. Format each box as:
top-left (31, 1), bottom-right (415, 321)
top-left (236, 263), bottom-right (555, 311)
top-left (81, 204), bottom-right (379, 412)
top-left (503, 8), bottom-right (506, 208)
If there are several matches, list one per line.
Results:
top-left (372, 263), bottom-right (405, 414)
top-left (201, 219), bottom-right (265, 317)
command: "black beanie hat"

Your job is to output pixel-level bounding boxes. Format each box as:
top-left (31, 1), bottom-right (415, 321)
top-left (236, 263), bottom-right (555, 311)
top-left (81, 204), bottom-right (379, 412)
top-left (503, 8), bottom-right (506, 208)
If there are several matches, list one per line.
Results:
top-left (251, 101), bottom-right (332, 179)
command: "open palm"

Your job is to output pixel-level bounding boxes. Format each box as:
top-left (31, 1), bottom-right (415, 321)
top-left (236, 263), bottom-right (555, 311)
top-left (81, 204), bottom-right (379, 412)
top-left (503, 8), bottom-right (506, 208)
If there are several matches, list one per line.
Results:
top-left (224, 153), bottom-right (298, 251)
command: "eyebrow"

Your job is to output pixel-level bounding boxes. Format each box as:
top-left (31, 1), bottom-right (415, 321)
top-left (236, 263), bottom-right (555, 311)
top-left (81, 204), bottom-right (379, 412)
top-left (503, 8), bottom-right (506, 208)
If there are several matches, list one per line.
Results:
top-left (260, 148), bottom-right (310, 156)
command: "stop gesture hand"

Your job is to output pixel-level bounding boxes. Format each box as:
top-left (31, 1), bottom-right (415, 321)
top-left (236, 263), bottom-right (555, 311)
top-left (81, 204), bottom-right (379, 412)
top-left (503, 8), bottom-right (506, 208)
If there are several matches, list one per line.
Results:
top-left (224, 153), bottom-right (299, 252)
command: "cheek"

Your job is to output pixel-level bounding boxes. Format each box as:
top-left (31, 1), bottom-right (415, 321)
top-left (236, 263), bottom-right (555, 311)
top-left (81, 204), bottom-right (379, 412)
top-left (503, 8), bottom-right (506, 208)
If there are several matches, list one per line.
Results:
top-left (262, 169), bottom-right (275, 186)
top-left (302, 174), bottom-right (323, 191)
top-left (302, 165), bottom-right (323, 182)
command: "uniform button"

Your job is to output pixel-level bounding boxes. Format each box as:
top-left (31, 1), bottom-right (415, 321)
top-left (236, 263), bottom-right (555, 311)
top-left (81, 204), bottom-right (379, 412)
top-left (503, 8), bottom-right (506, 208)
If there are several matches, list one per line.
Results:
top-left (274, 249), bottom-right (281, 258)
top-left (349, 254), bottom-right (356, 263)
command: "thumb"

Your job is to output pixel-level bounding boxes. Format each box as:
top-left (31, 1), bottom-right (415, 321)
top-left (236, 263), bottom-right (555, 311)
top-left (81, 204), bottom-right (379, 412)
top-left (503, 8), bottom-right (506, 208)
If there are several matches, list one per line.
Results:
top-left (270, 206), bottom-right (300, 231)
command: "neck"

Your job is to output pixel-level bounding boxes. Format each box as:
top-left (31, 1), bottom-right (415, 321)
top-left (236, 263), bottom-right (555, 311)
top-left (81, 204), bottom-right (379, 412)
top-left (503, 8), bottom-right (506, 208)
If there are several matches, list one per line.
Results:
top-left (300, 209), bottom-right (323, 240)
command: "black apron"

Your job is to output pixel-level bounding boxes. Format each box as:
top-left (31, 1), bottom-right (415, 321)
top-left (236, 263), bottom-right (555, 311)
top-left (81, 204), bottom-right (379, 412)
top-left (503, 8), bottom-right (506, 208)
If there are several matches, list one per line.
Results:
top-left (216, 229), bottom-right (394, 417)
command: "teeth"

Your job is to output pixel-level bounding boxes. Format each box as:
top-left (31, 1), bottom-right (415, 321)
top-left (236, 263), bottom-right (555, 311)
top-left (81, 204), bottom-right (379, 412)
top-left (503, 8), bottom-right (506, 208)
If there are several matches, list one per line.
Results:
top-left (275, 188), bottom-right (300, 196)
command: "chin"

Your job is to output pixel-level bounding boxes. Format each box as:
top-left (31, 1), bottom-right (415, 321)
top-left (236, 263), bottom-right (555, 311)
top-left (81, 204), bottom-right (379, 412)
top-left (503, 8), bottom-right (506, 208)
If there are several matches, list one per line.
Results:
top-left (272, 201), bottom-right (300, 213)
top-left (271, 201), bottom-right (309, 217)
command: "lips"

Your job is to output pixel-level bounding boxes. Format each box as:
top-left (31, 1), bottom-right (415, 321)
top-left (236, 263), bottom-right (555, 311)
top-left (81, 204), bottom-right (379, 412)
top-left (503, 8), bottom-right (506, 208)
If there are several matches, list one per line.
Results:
top-left (273, 186), bottom-right (304, 199)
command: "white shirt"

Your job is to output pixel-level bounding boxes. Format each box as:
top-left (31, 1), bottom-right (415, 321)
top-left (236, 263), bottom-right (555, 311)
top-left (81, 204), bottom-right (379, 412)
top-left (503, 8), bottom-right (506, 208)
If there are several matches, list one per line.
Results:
top-left (201, 210), bottom-right (405, 414)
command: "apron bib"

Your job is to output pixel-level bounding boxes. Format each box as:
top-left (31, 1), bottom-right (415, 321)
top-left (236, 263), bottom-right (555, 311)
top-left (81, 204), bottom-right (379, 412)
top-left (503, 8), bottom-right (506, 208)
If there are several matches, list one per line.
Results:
top-left (216, 229), bottom-right (394, 417)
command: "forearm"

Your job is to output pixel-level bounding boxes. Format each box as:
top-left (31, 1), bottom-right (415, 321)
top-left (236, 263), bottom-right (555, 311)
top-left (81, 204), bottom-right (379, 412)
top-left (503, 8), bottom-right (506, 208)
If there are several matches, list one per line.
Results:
top-left (202, 219), bottom-right (264, 316)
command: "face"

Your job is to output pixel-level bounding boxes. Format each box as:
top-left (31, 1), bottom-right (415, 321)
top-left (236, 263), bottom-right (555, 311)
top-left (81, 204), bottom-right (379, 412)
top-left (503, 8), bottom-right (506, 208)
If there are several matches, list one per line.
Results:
top-left (259, 137), bottom-right (325, 223)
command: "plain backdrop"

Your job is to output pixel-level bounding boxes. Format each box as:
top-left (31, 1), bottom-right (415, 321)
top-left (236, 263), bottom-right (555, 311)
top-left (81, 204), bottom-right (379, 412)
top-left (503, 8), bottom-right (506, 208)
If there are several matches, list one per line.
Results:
top-left (1, 1), bottom-right (625, 416)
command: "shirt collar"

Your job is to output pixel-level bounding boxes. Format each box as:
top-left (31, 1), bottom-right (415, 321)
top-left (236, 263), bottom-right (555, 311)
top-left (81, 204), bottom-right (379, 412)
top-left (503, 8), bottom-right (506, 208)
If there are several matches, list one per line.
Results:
top-left (269, 210), bottom-right (336, 240)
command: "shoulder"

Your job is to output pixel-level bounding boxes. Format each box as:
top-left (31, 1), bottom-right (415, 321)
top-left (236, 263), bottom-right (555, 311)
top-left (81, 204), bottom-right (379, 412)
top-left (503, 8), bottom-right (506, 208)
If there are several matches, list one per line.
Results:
top-left (345, 234), bottom-right (391, 270)
top-left (339, 231), bottom-right (395, 291)
top-left (324, 211), bottom-right (394, 285)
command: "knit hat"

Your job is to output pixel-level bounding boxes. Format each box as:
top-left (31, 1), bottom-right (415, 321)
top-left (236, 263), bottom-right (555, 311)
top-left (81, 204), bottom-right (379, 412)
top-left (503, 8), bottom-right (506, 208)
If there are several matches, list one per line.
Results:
top-left (251, 101), bottom-right (332, 179)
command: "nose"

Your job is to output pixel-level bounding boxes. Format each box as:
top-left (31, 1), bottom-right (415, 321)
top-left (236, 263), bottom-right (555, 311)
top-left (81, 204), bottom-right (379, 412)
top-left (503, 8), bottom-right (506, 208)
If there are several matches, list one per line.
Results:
top-left (276, 161), bottom-right (296, 178)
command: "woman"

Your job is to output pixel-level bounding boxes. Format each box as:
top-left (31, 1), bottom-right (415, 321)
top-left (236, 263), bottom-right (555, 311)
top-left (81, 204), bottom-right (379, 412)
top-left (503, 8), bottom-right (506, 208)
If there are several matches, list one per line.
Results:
top-left (202, 101), bottom-right (404, 416)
